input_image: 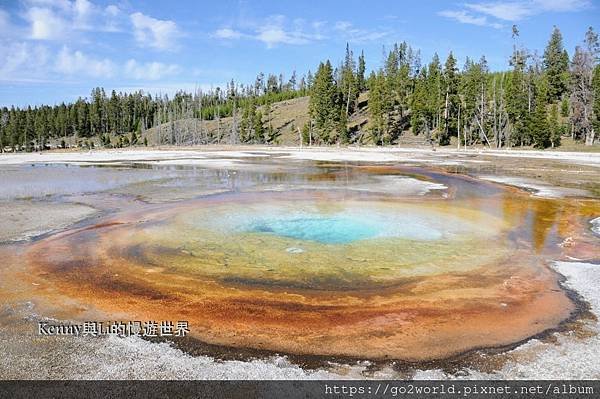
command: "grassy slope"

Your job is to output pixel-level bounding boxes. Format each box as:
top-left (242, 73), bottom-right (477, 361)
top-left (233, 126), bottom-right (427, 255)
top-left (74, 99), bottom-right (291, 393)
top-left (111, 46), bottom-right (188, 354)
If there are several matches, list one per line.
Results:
top-left (141, 96), bottom-right (310, 146)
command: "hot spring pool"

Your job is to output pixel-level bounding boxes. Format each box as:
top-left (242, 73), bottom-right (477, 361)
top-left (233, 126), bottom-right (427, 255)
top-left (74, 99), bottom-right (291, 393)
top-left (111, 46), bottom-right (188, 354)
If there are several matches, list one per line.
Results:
top-left (18, 163), bottom-right (594, 362)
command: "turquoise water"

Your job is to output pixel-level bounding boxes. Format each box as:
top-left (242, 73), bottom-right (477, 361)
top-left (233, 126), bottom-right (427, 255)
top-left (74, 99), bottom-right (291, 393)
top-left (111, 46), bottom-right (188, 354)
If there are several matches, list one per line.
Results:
top-left (198, 203), bottom-right (476, 244)
top-left (248, 217), bottom-right (380, 244)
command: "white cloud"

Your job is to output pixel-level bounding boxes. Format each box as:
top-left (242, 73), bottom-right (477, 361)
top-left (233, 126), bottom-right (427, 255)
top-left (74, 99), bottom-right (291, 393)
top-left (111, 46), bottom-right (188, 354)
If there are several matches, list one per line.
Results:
top-left (213, 15), bottom-right (390, 47)
top-left (464, 2), bottom-right (532, 21)
top-left (0, 39), bottom-right (183, 83)
top-left (213, 28), bottom-right (244, 40)
top-left (130, 12), bottom-right (181, 51)
top-left (124, 59), bottom-right (180, 80)
top-left (334, 21), bottom-right (353, 31)
top-left (73, 0), bottom-right (93, 29)
top-left (212, 14), bottom-right (324, 48)
top-left (0, 41), bottom-right (51, 82)
top-left (0, 37), bottom-right (183, 84)
top-left (256, 27), bottom-right (305, 47)
top-left (105, 4), bottom-right (119, 16)
top-left (103, 5), bottom-right (121, 32)
top-left (438, 10), bottom-right (503, 29)
top-left (254, 15), bottom-right (318, 47)
top-left (55, 46), bottom-right (115, 78)
top-left (333, 20), bottom-right (391, 42)
top-left (453, 0), bottom-right (592, 23)
top-left (26, 7), bottom-right (67, 40)
top-left (22, 0), bottom-right (125, 40)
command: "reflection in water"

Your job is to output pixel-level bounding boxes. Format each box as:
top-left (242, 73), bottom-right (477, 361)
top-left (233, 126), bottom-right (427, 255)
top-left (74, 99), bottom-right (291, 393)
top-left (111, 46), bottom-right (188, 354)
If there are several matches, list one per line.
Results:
top-left (2, 160), bottom-right (600, 365)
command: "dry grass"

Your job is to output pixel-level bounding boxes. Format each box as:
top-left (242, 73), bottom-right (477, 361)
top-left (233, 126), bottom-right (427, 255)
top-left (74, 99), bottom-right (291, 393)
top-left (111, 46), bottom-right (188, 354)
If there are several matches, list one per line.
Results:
top-left (141, 96), bottom-right (310, 146)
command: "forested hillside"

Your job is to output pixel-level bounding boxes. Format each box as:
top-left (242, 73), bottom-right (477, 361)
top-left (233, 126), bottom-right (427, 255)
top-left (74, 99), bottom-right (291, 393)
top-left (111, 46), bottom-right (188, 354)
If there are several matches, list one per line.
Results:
top-left (1, 25), bottom-right (599, 151)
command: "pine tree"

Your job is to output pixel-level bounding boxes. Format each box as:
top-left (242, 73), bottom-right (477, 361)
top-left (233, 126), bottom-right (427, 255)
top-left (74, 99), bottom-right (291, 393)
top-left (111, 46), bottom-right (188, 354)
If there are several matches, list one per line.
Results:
top-left (441, 52), bottom-right (459, 144)
top-left (490, 72), bottom-right (510, 148)
top-left (367, 71), bottom-right (387, 145)
top-left (338, 107), bottom-right (349, 144)
top-left (411, 67), bottom-right (429, 139)
top-left (460, 57), bottom-right (489, 146)
top-left (253, 109), bottom-right (265, 143)
top-left (570, 46), bottom-right (594, 144)
top-left (548, 103), bottom-right (561, 147)
top-left (301, 122), bottom-right (310, 145)
top-left (309, 61), bottom-right (340, 144)
top-left (239, 100), bottom-right (254, 143)
top-left (109, 90), bottom-right (120, 134)
top-left (263, 101), bottom-right (273, 142)
top-left (543, 26), bottom-right (570, 101)
top-left (530, 77), bottom-right (550, 148)
top-left (306, 70), bottom-right (314, 89)
top-left (288, 70), bottom-right (297, 91)
top-left (340, 43), bottom-right (358, 117)
top-left (384, 45), bottom-right (400, 127)
top-left (506, 27), bottom-right (530, 147)
top-left (130, 129), bottom-right (138, 146)
top-left (0, 107), bottom-right (7, 152)
top-left (427, 53), bottom-right (443, 143)
top-left (592, 64), bottom-right (600, 137)
top-left (560, 97), bottom-right (570, 117)
top-left (357, 50), bottom-right (366, 92)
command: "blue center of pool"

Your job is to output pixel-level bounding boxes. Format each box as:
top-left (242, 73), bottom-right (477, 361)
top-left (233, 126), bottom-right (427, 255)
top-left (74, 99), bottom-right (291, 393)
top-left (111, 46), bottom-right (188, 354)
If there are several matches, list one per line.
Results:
top-left (249, 217), bottom-right (380, 244)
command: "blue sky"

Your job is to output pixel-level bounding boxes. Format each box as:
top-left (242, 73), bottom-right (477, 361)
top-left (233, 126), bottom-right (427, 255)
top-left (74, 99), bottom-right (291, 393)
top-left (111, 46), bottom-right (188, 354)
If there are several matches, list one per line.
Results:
top-left (0, 0), bottom-right (598, 107)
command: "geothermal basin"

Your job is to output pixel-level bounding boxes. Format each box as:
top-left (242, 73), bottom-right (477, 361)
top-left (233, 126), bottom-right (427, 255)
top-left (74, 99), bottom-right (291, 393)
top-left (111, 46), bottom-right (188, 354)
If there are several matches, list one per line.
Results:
top-left (0, 148), bottom-right (599, 378)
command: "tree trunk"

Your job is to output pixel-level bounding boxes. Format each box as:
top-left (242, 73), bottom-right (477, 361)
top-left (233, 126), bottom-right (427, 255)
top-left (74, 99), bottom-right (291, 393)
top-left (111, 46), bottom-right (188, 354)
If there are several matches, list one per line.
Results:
top-left (586, 129), bottom-right (596, 146)
top-left (457, 103), bottom-right (461, 150)
top-left (444, 90), bottom-right (449, 137)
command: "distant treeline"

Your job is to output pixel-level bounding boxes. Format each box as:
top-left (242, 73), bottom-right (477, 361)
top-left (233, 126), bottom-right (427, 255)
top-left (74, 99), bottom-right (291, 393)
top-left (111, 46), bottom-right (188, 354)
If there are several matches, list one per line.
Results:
top-left (1, 25), bottom-right (599, 151)
top-left (0, 72), bottom-right (308, 150)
